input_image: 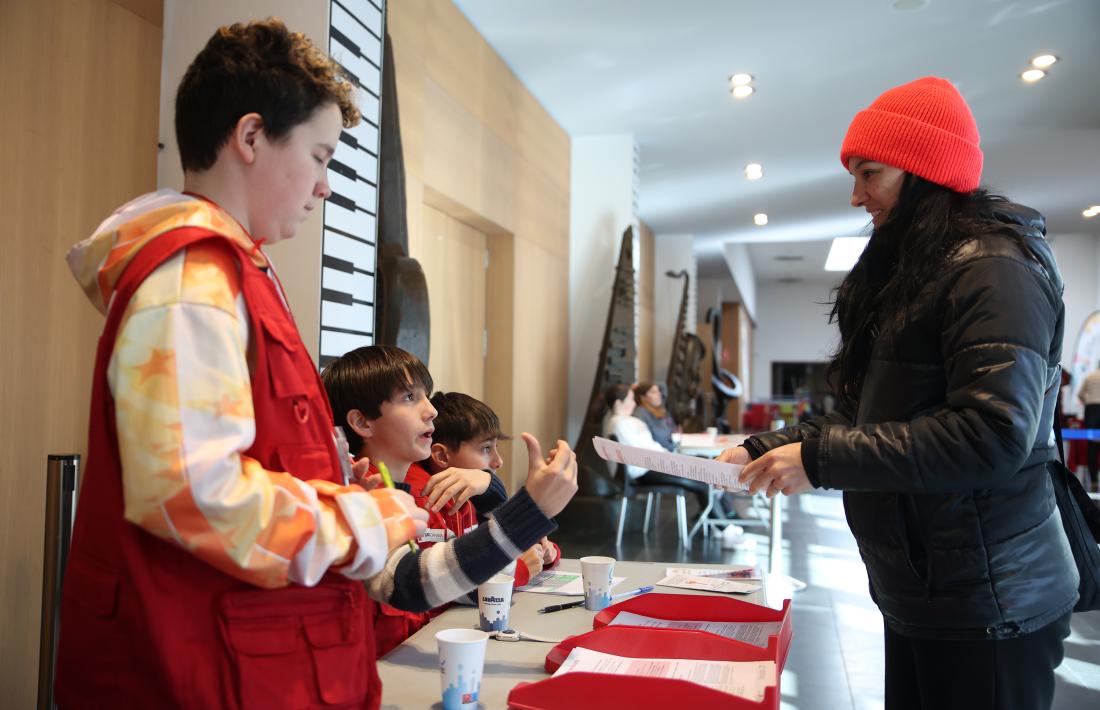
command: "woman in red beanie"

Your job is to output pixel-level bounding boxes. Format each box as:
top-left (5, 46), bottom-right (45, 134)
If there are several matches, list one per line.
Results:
top-left (719, 77), bottom-right (1076, 710)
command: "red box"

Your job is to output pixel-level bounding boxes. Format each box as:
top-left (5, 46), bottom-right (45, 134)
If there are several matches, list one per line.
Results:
top-left (593, 592), bottom-right (793, 671)
top-left (507, 593), bottom-right (793, 710)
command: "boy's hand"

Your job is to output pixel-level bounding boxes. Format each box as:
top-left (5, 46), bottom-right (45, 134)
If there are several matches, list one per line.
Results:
top-left (536, 536), bottom-right (557, 565)
top-left (521, 434), bottom-right (578, 518)
top-left (421, 468), bottom-right (492, 512)
top-left (351, 456), bottom-right (383, 490)
top-left (519, 544), bottom-right (544, 580)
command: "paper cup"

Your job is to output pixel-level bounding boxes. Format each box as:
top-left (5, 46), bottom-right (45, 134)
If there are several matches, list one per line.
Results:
top-left (477, 573), bottom-right (514, 631)
top-left (579, 555), bottom-right (615, 611)
top-left (706, 426), bottom-right (719, 437)
top-left (437, 628), bottom-right (488, 710)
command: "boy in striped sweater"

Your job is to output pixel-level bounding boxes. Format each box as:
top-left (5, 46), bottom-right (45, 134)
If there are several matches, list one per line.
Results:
top-left (424, 391), bottom-right (562, 586)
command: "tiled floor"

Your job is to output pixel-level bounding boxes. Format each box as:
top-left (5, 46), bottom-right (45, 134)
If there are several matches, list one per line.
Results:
top-left (553, 489), bottom-right (1100, 709)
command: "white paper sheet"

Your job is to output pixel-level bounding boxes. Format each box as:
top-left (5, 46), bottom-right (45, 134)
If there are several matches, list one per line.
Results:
top-left (665, 566), bottom-right (763, 580)
top-left (552, 647), bottom-right (775, 702)
top-left (516, 570), bottom-right (627, 596)
top-left (592, 436), bottom-right (747, 490)
top-left (608, 611), bottom-right (782, 649)
top-left (655, 574), bottom-right (759, 594)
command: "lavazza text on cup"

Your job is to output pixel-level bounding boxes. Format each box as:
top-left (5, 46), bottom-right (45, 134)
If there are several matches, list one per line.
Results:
top-left (477, 574), bottom-right (514, 632)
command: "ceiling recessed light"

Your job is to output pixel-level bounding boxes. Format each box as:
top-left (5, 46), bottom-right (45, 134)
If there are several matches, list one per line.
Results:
top-left (732, 84), bottom-right (754, 99)
top-left (1085, 208), bottom-right (1099, 218)
top-left (1031, 54), bottom-right (1058, 69)
top-left (1021, 69), bottom-right (1046, 83)
top-left (753, 213), bottom-right (768, 226)
top-left (729, 73), bottom-right (753, 87)
top-left (745, 163), bottom-right (763, 180)
top-left (825, 237), bottom-right (871, 271)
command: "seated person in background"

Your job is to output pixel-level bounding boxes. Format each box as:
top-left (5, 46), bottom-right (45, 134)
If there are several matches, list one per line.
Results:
top-left (602, 383), bottom-right (710, 513)
top-left (323, 345), bottom-right (576, 657)
top-left (632, 381), bottom-right (678, 451)
top-left (425, 391), bottom-right (561, 587)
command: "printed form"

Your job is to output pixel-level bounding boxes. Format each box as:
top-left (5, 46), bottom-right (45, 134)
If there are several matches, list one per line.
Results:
top-left (608, 611), bottom-right (782, 649)
top-left (553, 647), bottom-right (776, 702)
top-left (655, 574), bottom-right (759, 594)
top-left (591, 436), bottom-right (748, 490)
top-left (666, 566), bottom-right (763, 580)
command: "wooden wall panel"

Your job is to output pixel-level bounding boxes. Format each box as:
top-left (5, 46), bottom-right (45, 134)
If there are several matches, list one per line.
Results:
top-left (0, 0), bottom-right (162, 704)
top-left (389, 0), bottom-right (570, 491)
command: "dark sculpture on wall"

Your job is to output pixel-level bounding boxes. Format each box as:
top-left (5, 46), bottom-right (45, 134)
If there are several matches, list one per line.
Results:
top-left (664, 270), bottom-right (705, 432)
top-left (375, 31), bottom-right (430, 364)
top-left (572, 228), bottom-right (637, 497)
top-left (705, 304), bottom-right (743, 433)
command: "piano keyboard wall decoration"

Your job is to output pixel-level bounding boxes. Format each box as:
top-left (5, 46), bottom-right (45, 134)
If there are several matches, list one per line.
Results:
top-left (319, 0), bottom-right (386, 367)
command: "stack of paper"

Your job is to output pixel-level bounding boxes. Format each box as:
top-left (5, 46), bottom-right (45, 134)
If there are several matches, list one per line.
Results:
top-left (608, 611), bottom-right (782, 649)
top-left (552, 647), bottom-right (776, 702)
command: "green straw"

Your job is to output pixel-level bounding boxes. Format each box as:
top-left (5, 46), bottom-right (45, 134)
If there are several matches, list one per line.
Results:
top-left (377, 461), bottom-right (419, 553)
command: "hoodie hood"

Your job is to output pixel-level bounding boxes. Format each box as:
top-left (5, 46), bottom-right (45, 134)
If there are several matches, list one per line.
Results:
top-left (989, 202), bottom-right (1063, 294)
top-left (68, 189), bottom-right (267, 314)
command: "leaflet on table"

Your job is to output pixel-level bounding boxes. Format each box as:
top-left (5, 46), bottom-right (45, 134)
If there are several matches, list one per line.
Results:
top-left (655, 574), bottom-right (759, 594)
top-left (608, 611), bottom-right (782, 649)
top-left (666, 565), bottom-right (763, 580)
top-left (552, 646), bottom-right (775, 702)
top-left (591, 436), bottom-right (748, 490)
top-left (517, 570), bottom-right (627, 596)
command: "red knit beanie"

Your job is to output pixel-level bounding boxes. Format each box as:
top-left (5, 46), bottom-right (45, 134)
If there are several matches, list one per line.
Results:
top-left (840, 76), bottom-right (983, 193)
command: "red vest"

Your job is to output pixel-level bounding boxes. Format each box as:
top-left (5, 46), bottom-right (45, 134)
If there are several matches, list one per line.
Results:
top-left (373, 463), bottom-right (478, 657)
top-left (55, 228), bottom-right (382, 709)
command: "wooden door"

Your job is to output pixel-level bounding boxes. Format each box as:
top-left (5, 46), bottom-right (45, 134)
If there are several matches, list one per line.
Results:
top-left (420, 205), bottom-right (488, 398)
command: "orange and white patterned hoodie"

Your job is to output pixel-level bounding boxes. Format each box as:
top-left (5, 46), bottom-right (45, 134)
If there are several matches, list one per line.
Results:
top-left (67, 189), bottom-right (413, 589)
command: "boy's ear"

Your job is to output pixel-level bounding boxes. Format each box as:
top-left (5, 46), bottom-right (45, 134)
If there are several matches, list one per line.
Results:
top-left (429, 442), bottom-right (450, 470)
top-left (346, 409), bottom-right (371, 440)
top-left (230, 112), bottom-right (265, 165)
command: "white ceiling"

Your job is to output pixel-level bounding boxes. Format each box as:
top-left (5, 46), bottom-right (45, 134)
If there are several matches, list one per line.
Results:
top-left (452, 0), bottom-right (1100, 284)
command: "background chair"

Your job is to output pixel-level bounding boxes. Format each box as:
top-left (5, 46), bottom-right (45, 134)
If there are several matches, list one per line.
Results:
top-left (608, 435), bottom-right (689, 549)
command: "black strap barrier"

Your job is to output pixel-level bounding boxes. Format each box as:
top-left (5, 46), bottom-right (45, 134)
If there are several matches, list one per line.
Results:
top-left (38, 454), bottom-right (79, 710)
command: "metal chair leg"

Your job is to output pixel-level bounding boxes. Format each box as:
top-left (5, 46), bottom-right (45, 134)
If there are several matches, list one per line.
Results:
top-left (616, 496), bottom-right (628, 548)
top-left (643, 492), bottom-right (655, 533)
top-left (676, 494), bottom-right (687, 547)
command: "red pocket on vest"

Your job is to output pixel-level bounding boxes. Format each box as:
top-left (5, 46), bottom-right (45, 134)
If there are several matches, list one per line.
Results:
top-left (218, 581), bottom-right (369, 708)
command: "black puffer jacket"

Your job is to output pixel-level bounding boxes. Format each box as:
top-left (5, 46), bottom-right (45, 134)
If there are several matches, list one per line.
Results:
top-left (746, 203), bottom-right (1078, 640)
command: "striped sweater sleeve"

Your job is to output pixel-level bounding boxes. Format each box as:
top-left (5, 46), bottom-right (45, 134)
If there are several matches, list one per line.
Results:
top-left (366, 488), bottom-right (556, 612)
top-left (109, 243), bottom-right (414, 589)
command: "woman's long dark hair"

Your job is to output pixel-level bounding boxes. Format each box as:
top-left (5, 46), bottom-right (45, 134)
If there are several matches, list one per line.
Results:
top-left (828, 174), bottom-right (1019, 409)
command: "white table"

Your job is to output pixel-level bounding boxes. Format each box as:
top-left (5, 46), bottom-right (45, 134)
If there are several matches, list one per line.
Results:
top-left (376, 559), bottom-right (777, 709)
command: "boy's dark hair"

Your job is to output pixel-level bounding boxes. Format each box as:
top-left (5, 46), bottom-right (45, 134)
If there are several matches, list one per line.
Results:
top-left (175, 18), bottom-right (361, 173)
top-left (321, 345), bottom-right (433, 454)
top-left (429, 392), bottom-right (509, 452)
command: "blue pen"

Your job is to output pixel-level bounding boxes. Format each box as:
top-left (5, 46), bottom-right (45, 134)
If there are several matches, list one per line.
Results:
top-left (612, 585), bottom-right (655, 601)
